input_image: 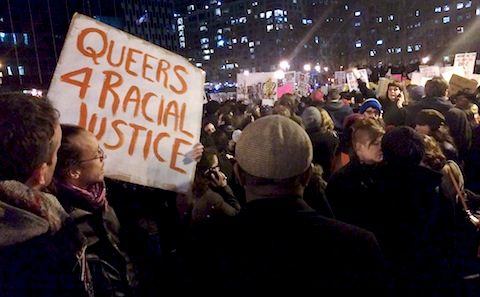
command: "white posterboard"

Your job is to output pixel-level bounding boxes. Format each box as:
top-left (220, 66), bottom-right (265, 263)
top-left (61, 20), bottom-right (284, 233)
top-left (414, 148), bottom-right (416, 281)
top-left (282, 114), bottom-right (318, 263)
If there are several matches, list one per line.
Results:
top-left (237, 72), bottom-right (277, 102)
top-left (454, 52), bottom-right (477, 76)
top-left (48, 14), bottom-right (205, 193)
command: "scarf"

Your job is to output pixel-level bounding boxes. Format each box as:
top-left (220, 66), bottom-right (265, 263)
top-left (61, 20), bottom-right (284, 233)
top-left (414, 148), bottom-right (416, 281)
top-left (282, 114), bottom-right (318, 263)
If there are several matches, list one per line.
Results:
top-left (56, 181), bottom-right (108, 210)
top-left (0, 180), bottom-right (68, 232)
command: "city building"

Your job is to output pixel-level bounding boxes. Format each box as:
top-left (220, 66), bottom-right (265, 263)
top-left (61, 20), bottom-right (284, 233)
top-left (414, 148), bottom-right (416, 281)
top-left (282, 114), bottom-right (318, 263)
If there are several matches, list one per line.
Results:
top-left (0, 0), bottom-right (176, 90)
top-left (176, 0), bottom-right (480, 84)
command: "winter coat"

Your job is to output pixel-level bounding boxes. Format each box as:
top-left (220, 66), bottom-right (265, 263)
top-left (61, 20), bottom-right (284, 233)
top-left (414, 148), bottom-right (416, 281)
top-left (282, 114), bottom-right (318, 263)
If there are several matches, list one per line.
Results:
top-left (55, 182), bottom-right (134, 297)
top-left (179, 196), bottom-right (387, 296)
top-left (0, 181), bottom-right (87, 297)
top-left (323, 100), bottom-right (353, 131)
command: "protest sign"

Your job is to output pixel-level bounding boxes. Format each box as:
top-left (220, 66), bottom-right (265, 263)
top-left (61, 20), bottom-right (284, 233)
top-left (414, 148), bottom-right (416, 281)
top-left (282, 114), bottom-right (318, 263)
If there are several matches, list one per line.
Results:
top-left (449, 74), bottom-right (478, 96)
top-left (237, 72), bottom-right (277, 102)
top-left (277, 83), bottom-right (294, 98)
top-left (48, 14), bottom-right (205, 193)
top-left (334, 71), bottom-right (347, 85)
top-left (454, 52), bottom-right (477, 76)
top-left (419, 66), bottom-right (441, 78)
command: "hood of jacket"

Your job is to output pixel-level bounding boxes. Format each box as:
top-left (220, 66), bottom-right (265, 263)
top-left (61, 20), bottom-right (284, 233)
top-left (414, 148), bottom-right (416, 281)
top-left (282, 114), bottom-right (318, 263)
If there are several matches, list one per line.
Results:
top-left (0, 180), bottom-right (69, 247)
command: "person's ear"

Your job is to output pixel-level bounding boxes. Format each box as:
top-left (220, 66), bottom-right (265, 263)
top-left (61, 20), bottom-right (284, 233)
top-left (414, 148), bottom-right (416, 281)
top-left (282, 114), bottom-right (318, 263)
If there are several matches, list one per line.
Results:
top-left (233, 163), bottom-right (246, 186)
top-left (25, 162), bottom-right (49, 189)
top-left (68, 167), bottom-right (81, 180)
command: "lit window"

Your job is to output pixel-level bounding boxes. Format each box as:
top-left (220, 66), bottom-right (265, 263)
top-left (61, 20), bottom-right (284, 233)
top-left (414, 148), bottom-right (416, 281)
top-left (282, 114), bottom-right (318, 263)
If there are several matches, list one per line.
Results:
top-left (415, 10), bottom-right (420, 17)
top-left (205, 5), bottom-right (209, 9)
top-left (239, 16), bottom-right (247, 23)
top-left (377, 16), bottom-right (383, 23)
top-left (217, 28), bottom-right (223, 33)
top-left (377, 39), bottom-right (383, 45)
top-left (415, 44), bottom-right (421, 51)
top-left (201, 44), bottom-right (209, 49)
top-left (477, 8), bottom-right (480, 15)
top-left (260, 12), bottom-right (265, 18)
top-left (370, 50), bottom-right (376, 57)
top-left (444, 5), bottom-right (450, 11)
top-left (248, 41), bottom-right (254, 47)
top-left (200, 37), bottom-right (209, 44)
top-left (7, 66), bottom-right (13, 76)
top-left (394, 25), bottom-right (400, 31)
top-left (203, 49), bottom-right (210, 54)
top-left (354, 22), bottom-right (360, 27)
top-left (241, 36), bottom-right (248, 43)
top-left (457, 26), bottom-right (464, 33)
top-left (274, 9), bottom-right (284, 17)
top-left (395, 48), bottom-right (401, 53)
top-left (216, 8), bottom-right (221, 16)
top-left (443, 56), bottom-right (450, 63)
top-left (200, 25), bottom-right (208, 31)
top-left (314, 36), bottom-right (319, 44)
top-left (203, 55), bottom-right (210, 60)
top-left (232, 38), bottom-right (237, 43)
top-left (217, 39), bottom-right (225, 47)
top-left (187, 5), bottom-right (195, 11)
top-left (267, 24), bottom-right (274, 32)
top-left (0, 32), bottom-right (5, 42)
top-left (443, 16), bottom-right (450, 23)
top-left (435, 7), bottom-right (441, 13)
top-left (345, 5), bottom-right (349, 10)
top-left (250, 48), bottom-right (254, 53)
top-left (23, 33), bottom-right (28, 45)
top-left (407, 45), bottom-right (413, 52)
top-left (466, 1), bottom-right (472, 8)
top-left (247, 9), bottom-right (252, 14)
top-left (355, 11), bottom-right (361, 17)
top-left (457, 2), bottom-right (464, 9)
top-left (195, 63), bottom-right (202, 67)
top-left (266, 11), bottom-right (272, 18)
top-left (388, 15), bottom-right (394, 21)
top-left (252, 2), bottom-right (258, 6)
top-left (18, 66), bottom-right (24, 76)
top-left (355, 40), bottom-right (362, 48)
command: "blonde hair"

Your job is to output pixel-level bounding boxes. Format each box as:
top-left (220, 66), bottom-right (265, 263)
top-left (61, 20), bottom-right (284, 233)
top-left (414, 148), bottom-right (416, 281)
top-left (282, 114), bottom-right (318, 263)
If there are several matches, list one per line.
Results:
top-left (422, 135), bottom-right (446, 171)
top-left (318, 108), bottom-right (335, 131)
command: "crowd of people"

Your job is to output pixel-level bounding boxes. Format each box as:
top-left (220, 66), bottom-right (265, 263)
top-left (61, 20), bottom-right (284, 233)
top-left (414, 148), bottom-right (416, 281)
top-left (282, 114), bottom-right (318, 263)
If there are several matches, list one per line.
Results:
top-left (1, 74), bottom-right (480, 297)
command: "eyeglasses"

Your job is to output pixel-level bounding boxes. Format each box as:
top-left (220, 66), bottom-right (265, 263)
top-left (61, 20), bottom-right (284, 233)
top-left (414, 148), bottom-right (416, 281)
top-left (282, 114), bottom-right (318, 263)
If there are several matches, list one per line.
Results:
top-left (77, 147), bottom-right (106, 163)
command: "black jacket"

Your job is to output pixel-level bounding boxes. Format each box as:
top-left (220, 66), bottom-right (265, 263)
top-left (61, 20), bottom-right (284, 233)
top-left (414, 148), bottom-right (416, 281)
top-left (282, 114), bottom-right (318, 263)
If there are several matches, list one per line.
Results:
top-left (179, 196), bottom-right (386, 296)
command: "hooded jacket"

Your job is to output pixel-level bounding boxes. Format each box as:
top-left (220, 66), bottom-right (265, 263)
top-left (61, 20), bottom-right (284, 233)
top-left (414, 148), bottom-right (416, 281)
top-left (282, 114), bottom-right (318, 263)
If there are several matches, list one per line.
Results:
top-left (0, 180), bottom-right (87, 297)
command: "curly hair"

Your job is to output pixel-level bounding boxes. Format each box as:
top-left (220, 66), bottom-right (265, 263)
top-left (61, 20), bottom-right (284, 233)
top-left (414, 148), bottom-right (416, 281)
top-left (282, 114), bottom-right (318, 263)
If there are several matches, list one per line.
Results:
top-left (422, 135), bottom-right (447, 171)
top-left (0, 94), bottom-right (59, 182)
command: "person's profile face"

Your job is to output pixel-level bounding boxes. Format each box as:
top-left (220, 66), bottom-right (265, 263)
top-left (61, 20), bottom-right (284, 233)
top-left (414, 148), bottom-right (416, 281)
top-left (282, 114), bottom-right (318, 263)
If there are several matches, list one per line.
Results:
top-left (356, 136), bottom-right (383, 165)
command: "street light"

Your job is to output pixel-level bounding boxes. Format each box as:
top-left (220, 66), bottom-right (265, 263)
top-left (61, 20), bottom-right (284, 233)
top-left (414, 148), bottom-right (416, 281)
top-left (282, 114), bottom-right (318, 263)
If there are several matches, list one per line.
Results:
top-left (303, 64), bottom-right (311, 72)
top-left (314, 65), bottom-right (321, 72)
top-left (421, 56), bottom-right (430, 64)
top-left (279, 60), bottom-right (290, 71)
top-left (323, 67), bottom-right (329, 72)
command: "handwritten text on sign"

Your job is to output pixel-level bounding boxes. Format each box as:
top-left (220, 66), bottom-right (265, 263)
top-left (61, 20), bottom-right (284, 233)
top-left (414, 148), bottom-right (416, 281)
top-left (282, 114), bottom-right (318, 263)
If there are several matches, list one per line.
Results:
top-left (48, 14), bottom-right (205, 193)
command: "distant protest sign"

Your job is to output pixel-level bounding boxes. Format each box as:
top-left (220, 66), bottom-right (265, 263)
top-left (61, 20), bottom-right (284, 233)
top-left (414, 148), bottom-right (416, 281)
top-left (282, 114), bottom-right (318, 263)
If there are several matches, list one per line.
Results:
top-left (454, 52), bottom-right (477, 76)
top-left (48, 14), bottom-right (205, 193)
top-left (237, 72), bottom-right (277, 102)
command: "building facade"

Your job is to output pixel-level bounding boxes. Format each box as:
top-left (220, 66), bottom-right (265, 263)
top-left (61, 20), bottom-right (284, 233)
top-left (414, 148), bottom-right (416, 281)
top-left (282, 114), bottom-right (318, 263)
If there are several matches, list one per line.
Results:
top-left (0, 0), bottom-right (177, 90)
top-left (176, 0), bottom-right (480, 84)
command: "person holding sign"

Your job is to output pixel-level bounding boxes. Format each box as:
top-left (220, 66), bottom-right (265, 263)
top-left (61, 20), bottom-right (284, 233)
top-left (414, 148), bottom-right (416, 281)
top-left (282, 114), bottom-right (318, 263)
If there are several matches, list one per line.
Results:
top-left (51, 124), bottom-right (136, 297)
top-left (0, 95), bottom-right (86, 297)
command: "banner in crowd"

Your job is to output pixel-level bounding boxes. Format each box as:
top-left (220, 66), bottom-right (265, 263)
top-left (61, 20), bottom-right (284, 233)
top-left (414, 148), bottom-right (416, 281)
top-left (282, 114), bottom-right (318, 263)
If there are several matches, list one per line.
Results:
top-left (237, 72), bottom-right (277, 102)
top-left (208, 92), bottom-right (236, 102)
top-left (454, 52), bottom-right (477, 76)
top-left (48, 13), bottom-right (205, 193)
top-left (334, 71), bottom-right (347, 85)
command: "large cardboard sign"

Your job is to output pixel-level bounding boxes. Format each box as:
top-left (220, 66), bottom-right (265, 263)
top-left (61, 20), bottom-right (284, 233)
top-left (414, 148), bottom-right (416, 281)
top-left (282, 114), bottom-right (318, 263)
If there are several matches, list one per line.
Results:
top-left (48, 14), bottom-right (205, 193)
top-left (346, 69), bottom-right (369, 92)
top-left (449, 74), bottom-right (479, 96)
top-left (454, 52), bottom-right (477, 76)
